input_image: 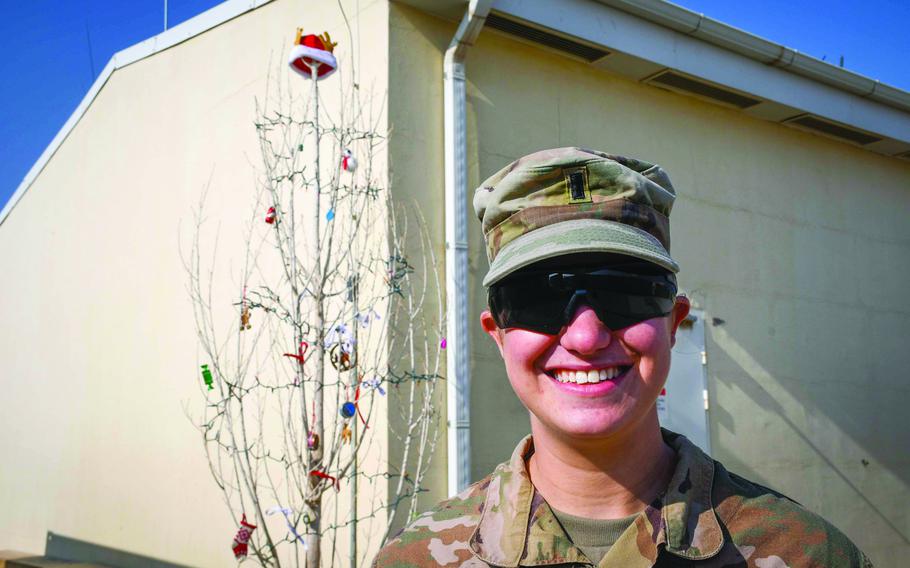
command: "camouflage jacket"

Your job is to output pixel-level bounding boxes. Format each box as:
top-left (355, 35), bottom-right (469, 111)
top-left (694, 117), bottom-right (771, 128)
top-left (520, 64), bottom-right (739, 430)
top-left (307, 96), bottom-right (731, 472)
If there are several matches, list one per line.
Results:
top-left (373, 430), bottom-right (872, 567)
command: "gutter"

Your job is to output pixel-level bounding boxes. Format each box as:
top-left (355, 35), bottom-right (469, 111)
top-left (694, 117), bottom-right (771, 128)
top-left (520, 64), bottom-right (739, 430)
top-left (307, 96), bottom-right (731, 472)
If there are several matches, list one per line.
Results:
top-left (444, 0), bottom-right (492, 496)
top-left (595, 0), bottom-right (910, 114)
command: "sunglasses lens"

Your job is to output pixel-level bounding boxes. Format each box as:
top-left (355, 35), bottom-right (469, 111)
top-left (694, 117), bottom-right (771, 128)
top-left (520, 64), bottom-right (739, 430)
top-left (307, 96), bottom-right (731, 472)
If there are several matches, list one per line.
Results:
top-left (586, 289), bottom-right (676, 330)
top-left (490, 278), bottom-right (568, 335)
top-left (490, 268), bottom-right (676, 334)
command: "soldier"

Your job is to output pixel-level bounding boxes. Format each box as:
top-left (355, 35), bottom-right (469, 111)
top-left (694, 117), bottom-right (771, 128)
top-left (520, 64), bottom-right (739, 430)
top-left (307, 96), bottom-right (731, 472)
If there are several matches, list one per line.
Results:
top-left (373, 148), bottom-right (872, 567)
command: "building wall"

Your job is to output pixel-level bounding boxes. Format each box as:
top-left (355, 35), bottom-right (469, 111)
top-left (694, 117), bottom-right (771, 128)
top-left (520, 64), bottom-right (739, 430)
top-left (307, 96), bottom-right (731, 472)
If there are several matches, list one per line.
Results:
top-left (0, 1), bottom-right (390, 566)
top-left (385, 3), bottom-right (450, 524)
top-left (388, 5), bottom-right (910, 566)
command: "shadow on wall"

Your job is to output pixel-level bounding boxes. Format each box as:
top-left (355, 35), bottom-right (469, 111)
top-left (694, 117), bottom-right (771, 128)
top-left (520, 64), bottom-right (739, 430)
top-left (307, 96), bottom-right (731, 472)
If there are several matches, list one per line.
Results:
top-left (709, 321), bottom-right (909, 551)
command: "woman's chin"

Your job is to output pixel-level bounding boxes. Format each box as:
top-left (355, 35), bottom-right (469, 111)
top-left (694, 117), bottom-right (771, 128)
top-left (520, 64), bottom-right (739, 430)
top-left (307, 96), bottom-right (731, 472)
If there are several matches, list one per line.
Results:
top-left (544, 410), bottom-right (630, 440)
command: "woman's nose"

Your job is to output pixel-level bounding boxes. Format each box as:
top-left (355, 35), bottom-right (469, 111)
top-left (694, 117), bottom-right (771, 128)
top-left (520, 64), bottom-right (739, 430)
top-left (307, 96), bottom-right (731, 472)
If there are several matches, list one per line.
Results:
top-left (559, 303), bottom-right (612, 354)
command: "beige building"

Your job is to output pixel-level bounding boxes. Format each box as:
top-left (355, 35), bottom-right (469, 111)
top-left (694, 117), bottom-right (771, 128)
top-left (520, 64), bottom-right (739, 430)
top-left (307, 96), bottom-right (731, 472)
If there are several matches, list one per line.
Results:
top-left (2, 0), bottom-right (909, 566)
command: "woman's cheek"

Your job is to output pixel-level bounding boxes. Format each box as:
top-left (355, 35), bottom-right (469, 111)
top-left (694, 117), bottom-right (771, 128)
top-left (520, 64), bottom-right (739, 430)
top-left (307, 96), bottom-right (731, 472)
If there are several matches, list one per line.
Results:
top-left (617, 318), bottom-right (670, 353)
top-left (619, 318), bottom-right (673, 383)
top-left (501, 329), bottom-right (556, 370)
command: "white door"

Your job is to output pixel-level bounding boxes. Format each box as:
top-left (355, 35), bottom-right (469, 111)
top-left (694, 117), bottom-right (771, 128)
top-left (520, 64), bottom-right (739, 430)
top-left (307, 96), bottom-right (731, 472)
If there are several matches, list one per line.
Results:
top-left (659, 309), bottom-right (711, 455)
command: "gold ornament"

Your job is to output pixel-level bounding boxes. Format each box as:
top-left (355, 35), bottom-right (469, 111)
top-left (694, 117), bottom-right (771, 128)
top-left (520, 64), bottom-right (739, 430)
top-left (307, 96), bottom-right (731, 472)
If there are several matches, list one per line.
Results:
top-left (330, 344), bottom-right (354, 372)
top-left (240, 305), bottom-right (252, 331)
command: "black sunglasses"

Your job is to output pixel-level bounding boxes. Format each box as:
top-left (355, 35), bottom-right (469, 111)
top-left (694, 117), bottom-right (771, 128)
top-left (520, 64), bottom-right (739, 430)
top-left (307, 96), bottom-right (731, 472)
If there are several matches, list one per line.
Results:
top-left (488, 267), bottom-right (678, 335)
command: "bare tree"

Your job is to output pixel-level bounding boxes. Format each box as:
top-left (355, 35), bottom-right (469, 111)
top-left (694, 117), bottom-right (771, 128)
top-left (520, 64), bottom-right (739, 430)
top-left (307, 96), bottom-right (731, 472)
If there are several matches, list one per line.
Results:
top-left (183, 35), bottom-right (443, 567)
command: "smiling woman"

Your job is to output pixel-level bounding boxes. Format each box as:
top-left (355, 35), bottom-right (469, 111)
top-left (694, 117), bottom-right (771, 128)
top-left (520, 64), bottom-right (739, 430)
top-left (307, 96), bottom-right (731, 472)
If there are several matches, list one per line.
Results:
top-left (481, 258), bottom-right (689, 442)
top-left (484, 297), bottom-right (688, 441)
top-left (373, 147), bottom-right (873, 567)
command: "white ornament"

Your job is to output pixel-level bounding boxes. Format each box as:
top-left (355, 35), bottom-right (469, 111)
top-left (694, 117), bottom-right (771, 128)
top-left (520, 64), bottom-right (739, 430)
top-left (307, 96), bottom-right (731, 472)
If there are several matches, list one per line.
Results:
top-left (325, 323), bottom-right (356, 354)
top-left (342, 148), bottom-right (357, 172)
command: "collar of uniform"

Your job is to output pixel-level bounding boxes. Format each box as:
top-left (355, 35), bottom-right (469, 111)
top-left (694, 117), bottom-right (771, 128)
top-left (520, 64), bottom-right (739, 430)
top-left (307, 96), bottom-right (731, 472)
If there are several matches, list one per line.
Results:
top-left (469, 435), bottom-right (584, 566)
top-left (469, 431), bottom-right (724, 566)
top-left (656, 429), bottom-right (724, 560)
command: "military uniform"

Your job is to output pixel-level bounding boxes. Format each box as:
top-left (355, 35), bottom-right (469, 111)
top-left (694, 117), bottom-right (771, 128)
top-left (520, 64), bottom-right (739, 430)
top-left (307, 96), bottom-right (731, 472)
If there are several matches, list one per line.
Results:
top-left (373, 430), bottom-right (872, 567)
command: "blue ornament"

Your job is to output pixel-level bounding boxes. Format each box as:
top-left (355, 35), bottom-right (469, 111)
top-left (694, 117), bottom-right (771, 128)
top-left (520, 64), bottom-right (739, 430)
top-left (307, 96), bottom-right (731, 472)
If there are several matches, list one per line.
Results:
top-left (326, 209), bottom-right (335, 221)
top-left (340, 401), bottom-right (356, 419)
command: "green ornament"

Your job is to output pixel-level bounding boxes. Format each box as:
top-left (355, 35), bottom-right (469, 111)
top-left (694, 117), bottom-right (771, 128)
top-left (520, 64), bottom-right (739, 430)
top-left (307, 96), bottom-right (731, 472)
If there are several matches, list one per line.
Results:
top-left (201, 364), bottom-right (214, 391)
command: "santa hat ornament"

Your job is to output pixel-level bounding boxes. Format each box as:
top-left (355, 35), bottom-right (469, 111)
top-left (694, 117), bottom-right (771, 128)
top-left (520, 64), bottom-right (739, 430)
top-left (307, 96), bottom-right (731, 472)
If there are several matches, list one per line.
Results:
top-left (342, 148), bottom-right (357, 173)
top-left (289, 29), bottom-right (338, 80)
top-left (231, 514), bottom-right (257, 559)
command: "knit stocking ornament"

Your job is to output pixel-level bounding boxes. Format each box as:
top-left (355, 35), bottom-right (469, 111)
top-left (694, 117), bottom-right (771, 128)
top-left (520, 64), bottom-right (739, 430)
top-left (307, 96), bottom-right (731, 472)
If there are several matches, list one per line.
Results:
top-left (232, 514), bottom-right (257, 559)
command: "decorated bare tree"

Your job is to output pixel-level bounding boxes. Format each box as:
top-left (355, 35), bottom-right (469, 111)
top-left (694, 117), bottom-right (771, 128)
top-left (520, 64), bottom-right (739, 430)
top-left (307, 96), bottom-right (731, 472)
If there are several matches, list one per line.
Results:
top-left (184, 27), bottom-right (443, 567)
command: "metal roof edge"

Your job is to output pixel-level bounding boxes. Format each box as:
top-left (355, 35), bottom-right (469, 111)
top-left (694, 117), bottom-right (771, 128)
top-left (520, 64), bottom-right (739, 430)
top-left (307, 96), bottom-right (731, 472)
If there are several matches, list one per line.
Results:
top-left (0, 0), bottom-right (277, 228)
top-left (594, 0), bottom-right (910, 114)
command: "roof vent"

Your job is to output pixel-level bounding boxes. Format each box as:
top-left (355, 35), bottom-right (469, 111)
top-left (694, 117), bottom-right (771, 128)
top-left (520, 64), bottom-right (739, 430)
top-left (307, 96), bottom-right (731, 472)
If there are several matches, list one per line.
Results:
top-left (646, 70), bottom-right (762, 109)
top-left (485, 13), bottom-right (609, 62)
top-left (783, 115), bottom-right (882, 146)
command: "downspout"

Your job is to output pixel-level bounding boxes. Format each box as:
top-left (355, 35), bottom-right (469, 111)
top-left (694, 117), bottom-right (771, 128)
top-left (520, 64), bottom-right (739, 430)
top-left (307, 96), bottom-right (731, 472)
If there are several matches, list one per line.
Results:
top-left (444, 0), bottom-right (492, 496)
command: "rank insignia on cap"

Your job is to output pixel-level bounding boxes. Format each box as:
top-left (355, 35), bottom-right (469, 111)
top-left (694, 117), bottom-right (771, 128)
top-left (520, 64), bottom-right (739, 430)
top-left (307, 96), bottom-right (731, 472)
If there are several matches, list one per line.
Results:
top-left (564, 166), bottom-right (592, 204)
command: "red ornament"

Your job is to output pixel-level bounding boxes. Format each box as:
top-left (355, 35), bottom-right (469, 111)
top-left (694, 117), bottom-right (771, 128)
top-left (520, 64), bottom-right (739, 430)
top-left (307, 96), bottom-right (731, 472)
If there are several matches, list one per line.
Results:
top-left (289, 29), bottom-right (338, 80)
top-left (283, 341), bottom-right (309, 364)
top-left (353, 383), bottom-right (368, 428)
top-left (231, 514), bottom-right (257, 559)
top-left (310, 469), bottom-right (339, 491)
top-left (265, 206), bottom-right (277, 224)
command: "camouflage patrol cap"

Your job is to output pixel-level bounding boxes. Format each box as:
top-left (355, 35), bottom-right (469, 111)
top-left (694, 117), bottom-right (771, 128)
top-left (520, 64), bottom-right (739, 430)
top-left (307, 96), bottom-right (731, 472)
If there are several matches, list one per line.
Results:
top-left (473, 147), bottom-right (679, 287)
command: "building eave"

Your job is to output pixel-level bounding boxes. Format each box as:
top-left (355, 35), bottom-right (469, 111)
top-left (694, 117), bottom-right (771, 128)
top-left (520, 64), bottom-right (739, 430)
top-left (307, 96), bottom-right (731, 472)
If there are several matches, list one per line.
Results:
top-left (397, 0), bottom-right (910, 159)
top-left (594, 0), bottom-right (910, 114)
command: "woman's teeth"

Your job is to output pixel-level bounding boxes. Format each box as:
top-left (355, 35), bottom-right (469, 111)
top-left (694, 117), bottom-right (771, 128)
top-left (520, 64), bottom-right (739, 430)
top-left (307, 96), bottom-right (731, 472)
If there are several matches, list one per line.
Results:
top-left (552, 367), bottom-right (626, 384)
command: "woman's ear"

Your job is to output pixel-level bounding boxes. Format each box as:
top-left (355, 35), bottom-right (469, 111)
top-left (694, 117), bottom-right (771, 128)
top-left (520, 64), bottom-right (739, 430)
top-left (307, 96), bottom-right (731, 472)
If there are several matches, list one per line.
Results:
top-left (669, 295), bottom-right (691, 347)
top-left (480, 309), bottom-right (506, 356)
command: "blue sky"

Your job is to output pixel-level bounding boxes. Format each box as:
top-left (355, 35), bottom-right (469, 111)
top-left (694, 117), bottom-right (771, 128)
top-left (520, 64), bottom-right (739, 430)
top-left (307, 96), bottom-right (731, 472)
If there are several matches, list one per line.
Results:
top-left (2, 0), bottom-right (909, 214)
